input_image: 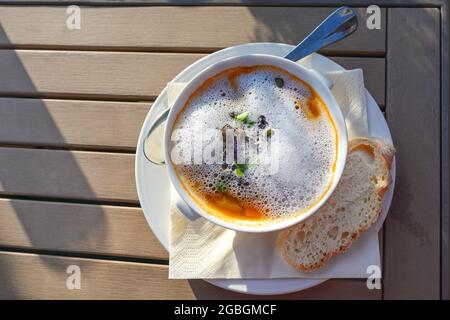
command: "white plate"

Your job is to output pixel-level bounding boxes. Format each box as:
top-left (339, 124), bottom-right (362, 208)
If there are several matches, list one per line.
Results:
top-left (135, 43), bottom-right (396, 295)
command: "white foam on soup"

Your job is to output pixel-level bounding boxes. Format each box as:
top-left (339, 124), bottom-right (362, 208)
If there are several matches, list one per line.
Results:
top-left (171, 66), bottom-right (337, 220)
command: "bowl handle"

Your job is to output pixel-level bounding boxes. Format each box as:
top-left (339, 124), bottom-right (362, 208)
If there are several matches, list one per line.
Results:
top-left (176, 198), bottom-right (201, 221)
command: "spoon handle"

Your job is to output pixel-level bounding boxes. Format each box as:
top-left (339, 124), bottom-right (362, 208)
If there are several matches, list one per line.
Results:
top-left (143, 106), bottom-right (170, 164)
top-left (284, 6), bottom-right (358, 62)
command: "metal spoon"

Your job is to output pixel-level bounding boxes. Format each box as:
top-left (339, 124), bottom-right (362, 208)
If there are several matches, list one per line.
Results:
top-left (143, 6), bottom-right (357, 164)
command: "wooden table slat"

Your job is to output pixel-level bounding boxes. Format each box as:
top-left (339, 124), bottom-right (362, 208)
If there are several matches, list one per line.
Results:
top-left (384, 8), bottom-right (440, 300)
top-left (0, 50), bottom-right (202, 100)
top-left (0, 147), bottom-right (137, 202)
top-left (0, 251), bottom-right (381, 299)
top-left (0, 98), bottom-right (150, 150)
top-left (0, 198), bottom-right (167, 260)
top-left (0, 51), bottom-right (386, 105)
top-left (0, 7), bottom-right (385, 54)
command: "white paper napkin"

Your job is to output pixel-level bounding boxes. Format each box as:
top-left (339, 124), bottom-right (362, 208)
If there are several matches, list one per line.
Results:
top-left (168, 55), bottom-right (379, 279)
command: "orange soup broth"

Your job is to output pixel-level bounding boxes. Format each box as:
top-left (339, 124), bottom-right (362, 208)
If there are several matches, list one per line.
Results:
top-left (171, 65), bottom-right (338, 223)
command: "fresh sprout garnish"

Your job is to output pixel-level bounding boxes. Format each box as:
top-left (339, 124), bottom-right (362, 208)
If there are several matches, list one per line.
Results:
top-left (232, 162), bottom-right (249, 177)
top-left (216, 180), bottom-right (227, 192)
top-left (235, 111), bottom-right (249, 122)
top-left (234, 111), bottom-right (255, 127)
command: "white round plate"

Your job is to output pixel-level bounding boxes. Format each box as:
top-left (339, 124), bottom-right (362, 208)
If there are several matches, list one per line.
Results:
top-left (135, 43), bottom-right (396, 296)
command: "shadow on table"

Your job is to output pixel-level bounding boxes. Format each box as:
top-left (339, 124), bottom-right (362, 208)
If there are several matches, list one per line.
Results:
top-left (0, 24), bottom-right (106, 298)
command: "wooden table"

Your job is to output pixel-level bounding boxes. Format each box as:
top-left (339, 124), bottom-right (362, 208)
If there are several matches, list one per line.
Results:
top-left (0, 1), bottom-right (448, 300)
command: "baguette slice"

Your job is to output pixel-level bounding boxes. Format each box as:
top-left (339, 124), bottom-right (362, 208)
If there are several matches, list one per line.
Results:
top-left (278, 137), bottom-right (395, 272)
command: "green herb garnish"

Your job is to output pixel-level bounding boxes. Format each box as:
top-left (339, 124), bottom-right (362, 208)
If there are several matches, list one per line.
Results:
top-left (234, 111), bottom-right (255, 127)
top-left (216, 180), bottom-right (227, 192)
top-left (246, 120), bottom-right (255, 127)
top-left (235, 111), bottom-right (249, 122)
top-left (233, 163), bottom-right (249, 177)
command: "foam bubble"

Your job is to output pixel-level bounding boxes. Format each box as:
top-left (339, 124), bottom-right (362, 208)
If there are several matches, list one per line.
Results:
top-left (171, 66), bottom-right (337, 220)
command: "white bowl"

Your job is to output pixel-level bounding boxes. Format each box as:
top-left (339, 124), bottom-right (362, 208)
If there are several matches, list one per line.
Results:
top-left (164, 54), bottom-right (347, 233)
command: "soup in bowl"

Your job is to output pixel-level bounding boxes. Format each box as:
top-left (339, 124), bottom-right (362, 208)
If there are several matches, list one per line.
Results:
top-left (165, 54), bottom-right (347, 233)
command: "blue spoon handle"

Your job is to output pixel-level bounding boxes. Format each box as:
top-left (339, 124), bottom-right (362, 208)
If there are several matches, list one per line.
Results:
top-left (284, 6), bottom-right (358, 62)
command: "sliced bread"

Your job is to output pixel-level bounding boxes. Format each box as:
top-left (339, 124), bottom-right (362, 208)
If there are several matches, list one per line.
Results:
top-left (278, 137), bottom-right (395, 272)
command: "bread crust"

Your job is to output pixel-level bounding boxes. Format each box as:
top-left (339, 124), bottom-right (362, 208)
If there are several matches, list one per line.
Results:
top-left (349, 137), bottom-right (395, 199)
top-left (278, 137), bottom-right (395, 272)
